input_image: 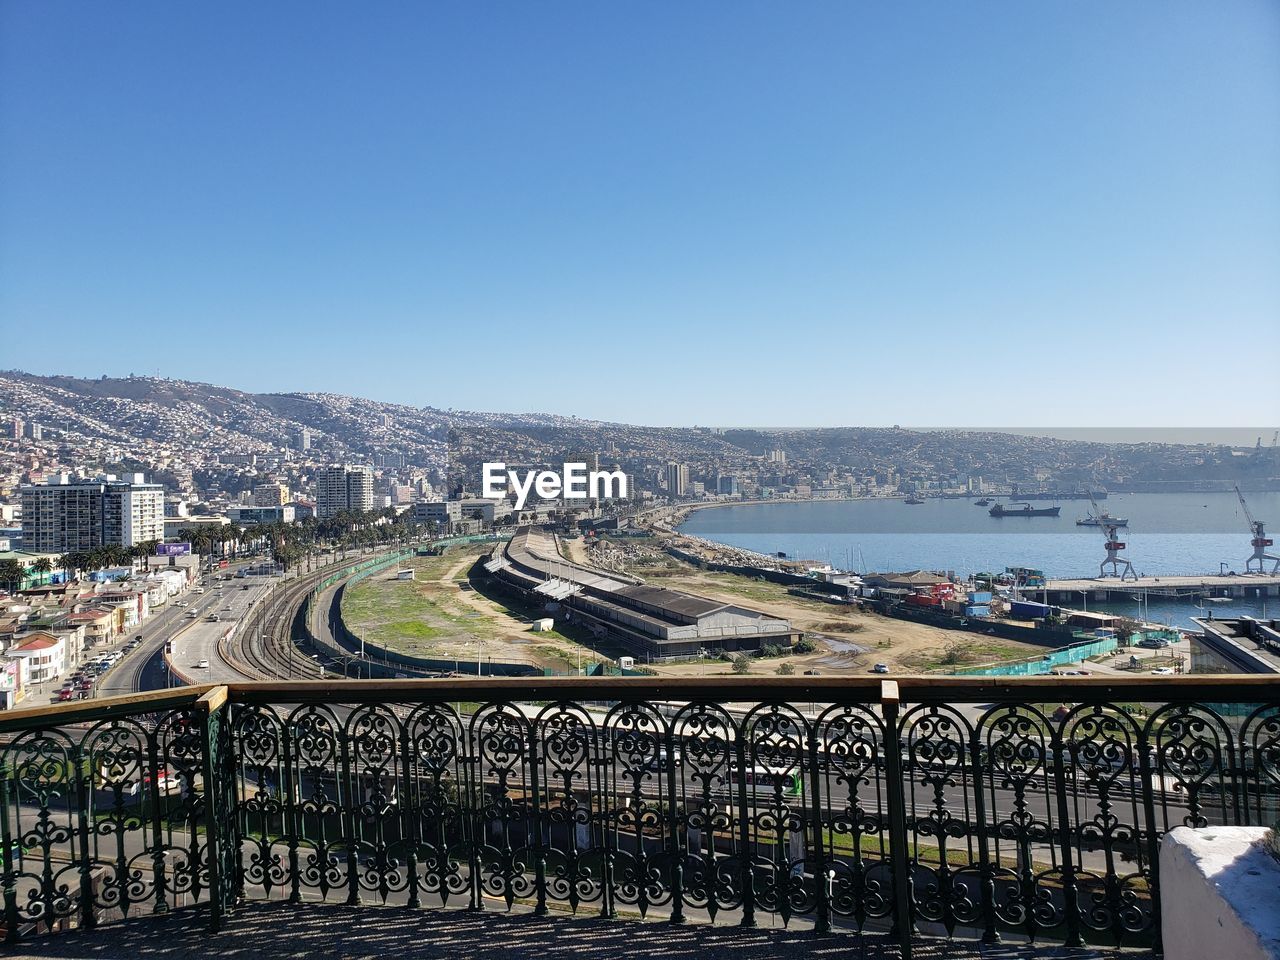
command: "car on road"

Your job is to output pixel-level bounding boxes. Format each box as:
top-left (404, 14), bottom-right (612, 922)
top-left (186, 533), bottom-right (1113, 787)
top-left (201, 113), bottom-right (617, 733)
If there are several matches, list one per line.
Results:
top-left (872, 663), bottom-right (891, 674)
top-left (207, 614), bottom-right (220, 622)
top-left (57, 688), bottom-right (75, 701)
top-left (196, 659), bottom-right (210, 669)
top-left (186, 610), bottom-right (199, 619)
top-left (1150, 666), bottom-right (1176, 675)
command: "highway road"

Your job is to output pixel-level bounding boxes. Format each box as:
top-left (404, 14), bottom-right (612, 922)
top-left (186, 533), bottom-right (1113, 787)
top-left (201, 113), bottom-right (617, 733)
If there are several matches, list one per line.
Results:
top-left (94, 562), bottom-right (277, 696)
top-left (167, 575), bottom-right (283, 684)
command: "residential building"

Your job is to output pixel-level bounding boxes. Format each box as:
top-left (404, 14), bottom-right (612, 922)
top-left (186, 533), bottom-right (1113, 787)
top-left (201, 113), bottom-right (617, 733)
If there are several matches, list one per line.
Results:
top-left (19, 474), bottom-right (164, 553)
top-left (316, 465), bottom-right (375, 519)
top-left (7, 632), bottom-right (66, 684)
top-left (253, 482), bottom-right (290, 507)
top-left (665, 463), bottom-right (689, 498)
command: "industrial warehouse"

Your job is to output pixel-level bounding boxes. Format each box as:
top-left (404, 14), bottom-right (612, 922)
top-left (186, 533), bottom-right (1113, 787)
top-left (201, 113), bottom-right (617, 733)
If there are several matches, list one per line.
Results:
top-left (483, 527), bottom-right (799, 658)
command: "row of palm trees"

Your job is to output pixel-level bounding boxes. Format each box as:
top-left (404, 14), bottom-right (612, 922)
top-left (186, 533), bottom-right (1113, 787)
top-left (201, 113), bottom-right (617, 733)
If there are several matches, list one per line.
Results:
top-left (2, 506), bottom-right (457, 590)
top-left (0, 540), bottom-right (162, 591)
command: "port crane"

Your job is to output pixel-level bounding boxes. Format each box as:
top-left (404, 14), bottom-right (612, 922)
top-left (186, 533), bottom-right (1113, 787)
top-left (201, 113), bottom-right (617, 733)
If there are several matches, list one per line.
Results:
top-left (1235, 484), bottom-right (1279, 575)
top-left (1090, 489), bottom-right (1136, 580)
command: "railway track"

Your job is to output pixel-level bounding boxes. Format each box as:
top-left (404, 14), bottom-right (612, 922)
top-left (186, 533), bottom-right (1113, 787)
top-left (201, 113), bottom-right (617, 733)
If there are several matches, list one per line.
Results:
top-left (220, 553), bottom-right (398, 681)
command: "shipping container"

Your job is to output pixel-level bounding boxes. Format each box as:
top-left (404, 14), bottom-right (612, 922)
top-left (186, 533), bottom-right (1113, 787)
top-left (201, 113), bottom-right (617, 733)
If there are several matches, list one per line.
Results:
top-left (906, 593), bottom-right (941, 607)
top-left (1010, 600), bottom-right (1055, 619)
top-left (967, 591), bottom-right (993, 604)
top-left (965, 605), bottom-right (991, 617)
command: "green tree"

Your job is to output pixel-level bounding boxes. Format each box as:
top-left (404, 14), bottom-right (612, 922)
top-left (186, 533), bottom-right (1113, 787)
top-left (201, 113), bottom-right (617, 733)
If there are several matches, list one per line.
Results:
top-left (731, 654), bottom-right (751, 675)
top-left (0, 559), bottom-right (24, 591)
top-left (776, 661), bottom-right (796, 676)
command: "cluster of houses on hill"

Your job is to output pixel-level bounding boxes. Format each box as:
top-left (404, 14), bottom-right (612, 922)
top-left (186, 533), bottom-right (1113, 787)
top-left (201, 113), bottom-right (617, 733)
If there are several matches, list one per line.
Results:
top-left (0, 554), bottom-right (201, 708)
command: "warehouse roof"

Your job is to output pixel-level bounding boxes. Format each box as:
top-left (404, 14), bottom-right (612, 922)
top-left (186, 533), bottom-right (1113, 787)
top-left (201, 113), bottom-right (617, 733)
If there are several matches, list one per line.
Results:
top-left (613, 585), bottom-right (727, 620)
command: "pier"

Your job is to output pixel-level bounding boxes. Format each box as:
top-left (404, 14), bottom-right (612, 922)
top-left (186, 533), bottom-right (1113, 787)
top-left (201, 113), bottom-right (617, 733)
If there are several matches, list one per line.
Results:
top-left (1040, 572), bottom-right (1280, 604)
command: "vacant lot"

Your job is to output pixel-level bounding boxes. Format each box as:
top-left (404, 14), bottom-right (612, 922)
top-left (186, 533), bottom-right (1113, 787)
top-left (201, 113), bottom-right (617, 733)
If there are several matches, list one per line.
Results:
top-left (340, 546), bottom-right (625, 672)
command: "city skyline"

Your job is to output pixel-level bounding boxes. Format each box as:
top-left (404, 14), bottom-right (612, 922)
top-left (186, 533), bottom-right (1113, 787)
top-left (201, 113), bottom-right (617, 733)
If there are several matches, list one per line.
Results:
top-left (3, 2), bottom-right (1278, 425)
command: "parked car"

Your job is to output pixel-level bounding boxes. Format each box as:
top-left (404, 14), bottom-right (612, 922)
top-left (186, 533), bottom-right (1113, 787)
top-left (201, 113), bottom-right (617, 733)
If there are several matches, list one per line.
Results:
top-left (1150, 666), bottom-right (1175, 675)
top-left (872, 664), bottom-right (891, 674)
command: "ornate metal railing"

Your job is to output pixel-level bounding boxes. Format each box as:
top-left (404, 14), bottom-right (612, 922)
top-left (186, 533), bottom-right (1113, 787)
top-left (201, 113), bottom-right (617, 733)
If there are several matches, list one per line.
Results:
top-left (1, 676), bottom-right (1278, 957)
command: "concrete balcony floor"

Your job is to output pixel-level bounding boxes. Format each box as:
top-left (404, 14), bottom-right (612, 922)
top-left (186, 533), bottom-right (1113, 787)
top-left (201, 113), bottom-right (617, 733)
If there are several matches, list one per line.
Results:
top-left (8, 901), bottom-right (1156, 960)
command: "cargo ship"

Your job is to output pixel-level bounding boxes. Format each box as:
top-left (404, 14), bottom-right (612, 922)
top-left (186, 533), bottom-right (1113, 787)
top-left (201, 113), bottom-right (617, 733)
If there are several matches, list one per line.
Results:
top-left (904, 496), bottom-right (924, 504)
top-left (974, 498), bottom-right (991, 506)
top-left (989, 502), bottom-right (1061, 518)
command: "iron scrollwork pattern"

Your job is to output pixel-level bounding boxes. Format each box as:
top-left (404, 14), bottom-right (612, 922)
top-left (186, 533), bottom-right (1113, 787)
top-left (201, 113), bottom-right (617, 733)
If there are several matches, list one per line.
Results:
top-left (4, 684), bottom-right (1280, 952)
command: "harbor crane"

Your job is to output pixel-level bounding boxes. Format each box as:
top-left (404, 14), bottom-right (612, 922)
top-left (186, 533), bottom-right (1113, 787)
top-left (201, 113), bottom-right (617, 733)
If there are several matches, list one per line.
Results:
top-left (1090, 489), bottom-right (1136, 580)
top-left (1235, 484), bottom-right (1279, 575)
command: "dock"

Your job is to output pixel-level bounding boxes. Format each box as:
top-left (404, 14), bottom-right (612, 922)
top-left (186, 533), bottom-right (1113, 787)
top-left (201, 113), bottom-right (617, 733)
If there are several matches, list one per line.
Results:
top-left (1040, 573), bottom-right (1280, 604)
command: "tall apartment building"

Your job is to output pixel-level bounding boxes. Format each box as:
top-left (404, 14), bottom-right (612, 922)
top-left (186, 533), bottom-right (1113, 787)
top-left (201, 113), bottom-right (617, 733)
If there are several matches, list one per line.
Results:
top-left (253, 482), bottom-right (291, 507)
top-left (666, 462), bottom-right (689, 498)
top-left (20, 474), bottom-right (165, 553)
top-left (316, 465), bottom-right (375, 519)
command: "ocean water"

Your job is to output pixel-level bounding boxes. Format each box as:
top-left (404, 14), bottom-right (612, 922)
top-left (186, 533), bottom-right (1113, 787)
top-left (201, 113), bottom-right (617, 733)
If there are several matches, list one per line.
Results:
top-left (677, 490), bottom-right (1280, 628)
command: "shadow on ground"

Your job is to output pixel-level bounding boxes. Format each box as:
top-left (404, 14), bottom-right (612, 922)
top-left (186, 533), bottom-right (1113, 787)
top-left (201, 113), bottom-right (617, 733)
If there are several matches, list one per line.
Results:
top-left (7, 902), bottom-right (1155, 960)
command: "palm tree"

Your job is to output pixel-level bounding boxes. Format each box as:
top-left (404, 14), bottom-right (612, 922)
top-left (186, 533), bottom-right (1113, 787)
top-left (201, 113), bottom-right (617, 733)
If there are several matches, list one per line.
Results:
top-left (31, 557), bottom-right (53, 582)
top-left (0, 559), bottom-right (24, 592)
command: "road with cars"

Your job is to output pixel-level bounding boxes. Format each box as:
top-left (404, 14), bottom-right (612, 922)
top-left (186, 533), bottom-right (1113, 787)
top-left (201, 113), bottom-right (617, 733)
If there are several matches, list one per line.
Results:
top-left (74, 560), bottom-right (271, 699)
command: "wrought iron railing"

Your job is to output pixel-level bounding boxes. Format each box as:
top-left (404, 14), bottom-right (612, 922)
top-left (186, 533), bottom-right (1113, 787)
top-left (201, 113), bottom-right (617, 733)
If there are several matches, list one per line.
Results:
top-left (1, 677), bottom-right (1277, 957)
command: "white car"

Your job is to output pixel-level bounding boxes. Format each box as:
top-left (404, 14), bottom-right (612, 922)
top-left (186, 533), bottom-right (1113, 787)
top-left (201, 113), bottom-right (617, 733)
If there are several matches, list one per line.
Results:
top-left (196, 659), bottom-right (210, 669)
top-left (1150, 666), bottom-right (1175, 675)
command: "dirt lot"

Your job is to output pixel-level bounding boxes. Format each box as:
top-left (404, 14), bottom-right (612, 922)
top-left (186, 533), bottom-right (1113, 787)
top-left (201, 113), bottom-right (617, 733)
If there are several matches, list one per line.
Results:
top-left (632, 553), bottom-right (1041, 677)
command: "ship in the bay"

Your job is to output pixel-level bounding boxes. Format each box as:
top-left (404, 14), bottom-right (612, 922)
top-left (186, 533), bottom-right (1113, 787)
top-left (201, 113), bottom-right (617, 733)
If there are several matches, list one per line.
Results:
top-left (989, 501), bottom-right (1061, 518)
top-left (1076, 513), bottom-right (1128, 527)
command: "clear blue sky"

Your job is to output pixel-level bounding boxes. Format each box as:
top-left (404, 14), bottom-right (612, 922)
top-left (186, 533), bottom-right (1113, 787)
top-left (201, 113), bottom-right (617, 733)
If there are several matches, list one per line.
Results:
top-left (2, 2), bottom-right (1277, 426)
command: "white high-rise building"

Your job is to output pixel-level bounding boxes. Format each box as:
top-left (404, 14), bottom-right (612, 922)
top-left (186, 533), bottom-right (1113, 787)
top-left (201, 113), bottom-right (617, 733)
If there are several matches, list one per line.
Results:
top-left (317, 465), bottom-right (375, 519)
top-left (20, 474), bottom-right (165, 553)
top-left (665, 462), bottom-right (689, 498)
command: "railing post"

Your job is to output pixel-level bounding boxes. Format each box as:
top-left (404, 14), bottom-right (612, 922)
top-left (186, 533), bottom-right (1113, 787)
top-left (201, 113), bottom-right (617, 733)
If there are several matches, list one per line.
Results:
top-left (967, 725), bottom-right (999, 944)
top-left (1137, 722), bottom-right (1163, 955)
top-left (197, 686), bottom-right (233, 933)
top-left (73, 740), bottom-right (97, 932)
top-left (734, 714), bottom-right (756, 928)
top-left (0, 764), bottom-right (20, 944)
top-left (881, 681), bottom-right (913, 960)
top-left (805, 718), bottom-right (830, 935)
top-left (527, 726), bottom-right (548, 916)
top-left (1049, 722), bottom-right (1083, 948)
top-left (665, 722), bottom-right (686, 925)
top-left (283, 721), bottom-right (302, 904)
